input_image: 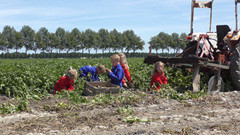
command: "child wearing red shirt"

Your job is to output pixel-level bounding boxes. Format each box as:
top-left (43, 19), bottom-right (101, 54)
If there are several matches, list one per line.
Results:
top-left (149, 61), bottom-right (167, 91)
top-left (118, 53), bottom-right (133, 88)
top-left (54, 66), bottom-right (77, 94)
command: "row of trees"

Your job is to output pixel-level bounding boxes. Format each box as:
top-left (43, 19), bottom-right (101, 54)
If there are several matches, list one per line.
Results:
top-left (149, 32), bottom-right (187, 54)
top-left (0, 26), bottom-right (145, 58)
top-left (0, 52), bottom-right (175, 59)
top-left (0, 25), bottom-right (188, 59)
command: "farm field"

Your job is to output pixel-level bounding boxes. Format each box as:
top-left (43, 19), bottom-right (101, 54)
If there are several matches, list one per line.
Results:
top-left (0, 58), bottom-right (240, 134)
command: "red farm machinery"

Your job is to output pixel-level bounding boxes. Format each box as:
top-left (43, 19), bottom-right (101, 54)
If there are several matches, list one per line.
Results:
top-left (144, 0), bottom-right (240, 92)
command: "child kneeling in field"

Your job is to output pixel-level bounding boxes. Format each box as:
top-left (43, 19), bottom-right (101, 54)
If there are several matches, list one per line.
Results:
top-left (106, 54), bottom-right (125, 87)
top-left (54, 66), bottom-right (77, 94)
top-left (79, 65), bottom-right (105, 82)
top-left (148, 61), bottom-right (168, 91)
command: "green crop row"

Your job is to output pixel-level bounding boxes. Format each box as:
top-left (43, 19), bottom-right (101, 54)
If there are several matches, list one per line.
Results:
top-left (0, 58), bottom-right (211, 98)
top-left (0, 58), bottom-right (215, 114)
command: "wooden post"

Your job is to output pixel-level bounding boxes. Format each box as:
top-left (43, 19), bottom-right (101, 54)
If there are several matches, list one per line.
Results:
top-left (209, 0), bottom-right (213, 32)
top-left (216, 62), bottom-right (222, 91)
top-left (192, 64), bottom-right (200, 92)
top-left (190, 0), bottom-right (194, 34)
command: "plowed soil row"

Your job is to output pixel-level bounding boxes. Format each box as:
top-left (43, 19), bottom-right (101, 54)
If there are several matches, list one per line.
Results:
top-left (1, 90), bottom-right (240, 135)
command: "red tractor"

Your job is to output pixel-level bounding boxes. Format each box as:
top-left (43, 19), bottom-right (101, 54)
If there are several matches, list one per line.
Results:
top-left (144, 0), bottom-right (240, 92)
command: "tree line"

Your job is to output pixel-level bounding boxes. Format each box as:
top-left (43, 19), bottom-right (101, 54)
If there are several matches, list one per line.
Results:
top-left (149, 32), bottom-right (187, 55)
top-left (0, 25), bottom-right (187, 58)
top-left (0, 52), bottom-right (175, 59)
top-left (0, 25), bottom-right (145, 58)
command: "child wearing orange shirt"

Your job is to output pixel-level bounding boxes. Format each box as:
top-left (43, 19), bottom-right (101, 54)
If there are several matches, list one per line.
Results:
top-left (149, 61), bottom-right (167, 91)
top-left (118, 53), bottom-right (133, 87)
top-left (54, 66), bottom-right (77, 94)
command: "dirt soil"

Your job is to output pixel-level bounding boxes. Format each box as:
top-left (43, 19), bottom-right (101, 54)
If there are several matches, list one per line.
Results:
top-left (0, 89), bottom-right (240, 135)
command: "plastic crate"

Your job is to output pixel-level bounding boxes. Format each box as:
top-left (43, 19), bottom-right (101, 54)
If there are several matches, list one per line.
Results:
top-left (83, 82), bottom-right (120, 96)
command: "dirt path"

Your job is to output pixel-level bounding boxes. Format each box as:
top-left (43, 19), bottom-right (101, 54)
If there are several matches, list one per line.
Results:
top-left (0, 91), bottom-right (240, 135)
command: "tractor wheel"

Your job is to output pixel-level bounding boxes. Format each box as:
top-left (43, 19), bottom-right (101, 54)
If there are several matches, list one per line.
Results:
top-left (208, 75), bottom-right (224, 92)
top-left (230, 44), bottom-right (240, 90)
top-left (182, 42), bottom-right (197, 58)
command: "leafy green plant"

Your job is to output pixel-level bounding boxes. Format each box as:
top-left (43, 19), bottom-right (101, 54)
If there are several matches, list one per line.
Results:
top-left (128, 94), bottom-right (139, 102)
top-left (90, 93), bottom-right (115, 104)
top-left (17, 100), bottom-right (30, 111)
top-left (55, 90), bottom-right (89, 104)
top-left (0, 100), bottom-right (29, 114)
top-left (117, 105), bottom-right (150, 123)
top-left (57, 102), bottom-right (68, 107)
top-left (157, 84), bottom-right (207, 100)
top-left (123, 116), bottom-right (150, 124)
top-left (117, 105), bottom-right (133, 116)
top-left (117, 95), bottom-right (125, 102)
top-left (0, 102), bottom-right (17, 114)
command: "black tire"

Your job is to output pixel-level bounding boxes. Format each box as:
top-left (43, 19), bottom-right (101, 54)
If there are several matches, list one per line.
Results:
top-left (230, 44), bottom-right (240, 90)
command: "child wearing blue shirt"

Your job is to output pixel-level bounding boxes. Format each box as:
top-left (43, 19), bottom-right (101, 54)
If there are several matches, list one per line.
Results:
top-left (106, 54), bottom-right (125, 87)
top-left (79, 65), bottom-right (105, 82)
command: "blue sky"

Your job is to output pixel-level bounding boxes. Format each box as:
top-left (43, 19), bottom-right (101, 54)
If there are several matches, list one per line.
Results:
top-left (0, 0), bottom-right (236, 53)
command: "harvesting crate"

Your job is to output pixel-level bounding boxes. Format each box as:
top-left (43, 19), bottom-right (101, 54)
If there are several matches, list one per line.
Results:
top-left (83, 82), bottom-right (120, 96)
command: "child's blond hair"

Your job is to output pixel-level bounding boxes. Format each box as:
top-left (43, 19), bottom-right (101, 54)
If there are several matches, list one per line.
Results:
top-left (118, 52), bottom-right (128, 68)
top-left (110, 54), bottom-right (120, 61)
top-left (97, 65), bottom-right (106, 72)
top-left (152, 61), bottom-right (165, 74)
top-left (66, 66), bottom-right (77, 79)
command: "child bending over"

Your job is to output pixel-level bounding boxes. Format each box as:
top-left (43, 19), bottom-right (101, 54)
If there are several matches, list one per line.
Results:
top-left (106, 54), bottom-right (125, 87)
top-left (79, 65), bottom-right (105, 82)
top-left (149, 61), bottom-right (168, 91)
top-left (54, 66), bottom-right (77, 94)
